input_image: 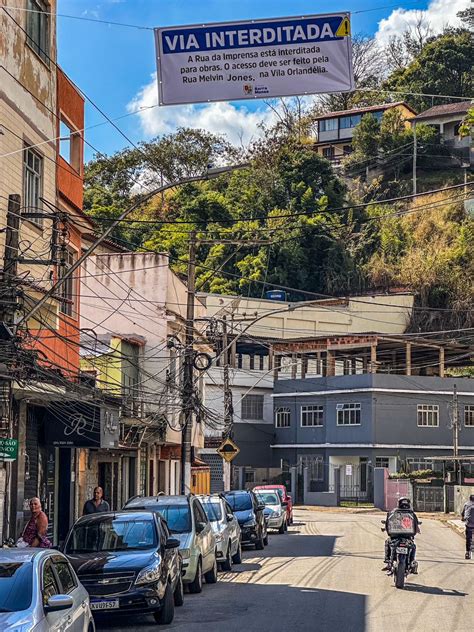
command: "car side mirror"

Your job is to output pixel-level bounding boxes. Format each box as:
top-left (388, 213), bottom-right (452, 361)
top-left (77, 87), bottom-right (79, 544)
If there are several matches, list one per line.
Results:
top-left (195, 521), bottom-right (206, 534)
top-left (44, 594), bottom-right (74, 613)
top-left (257, 503), bottom-right (265, 511)
top-left (165, 537), bottom-right (180, 550)
top-left (226, 513), bottom-right (234, 522)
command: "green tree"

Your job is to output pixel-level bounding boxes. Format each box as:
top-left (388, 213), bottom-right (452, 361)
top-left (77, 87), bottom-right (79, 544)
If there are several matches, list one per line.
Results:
top-left (383, 30), bottom-right (474, 111)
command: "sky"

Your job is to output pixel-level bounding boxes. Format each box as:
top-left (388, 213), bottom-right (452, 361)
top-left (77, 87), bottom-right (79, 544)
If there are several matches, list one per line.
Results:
top-left (53, 0), bottom-right (468, 160)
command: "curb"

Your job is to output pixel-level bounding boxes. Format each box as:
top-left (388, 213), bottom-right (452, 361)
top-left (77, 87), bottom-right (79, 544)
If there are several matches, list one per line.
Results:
top-left (447, 520), bottom-right (465, 537)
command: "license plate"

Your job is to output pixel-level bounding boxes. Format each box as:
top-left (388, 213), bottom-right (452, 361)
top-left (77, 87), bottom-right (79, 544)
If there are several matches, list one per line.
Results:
top-left (91, 599), bottom-right (119, 611)
top-left (396, 547), bottom-right (408, 554)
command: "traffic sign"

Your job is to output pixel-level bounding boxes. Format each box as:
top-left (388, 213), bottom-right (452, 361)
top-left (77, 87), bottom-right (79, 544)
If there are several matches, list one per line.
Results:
top-left (217, 438), bottom-right (240, 463)
top-left (0, 438), bottom-right (18, 461)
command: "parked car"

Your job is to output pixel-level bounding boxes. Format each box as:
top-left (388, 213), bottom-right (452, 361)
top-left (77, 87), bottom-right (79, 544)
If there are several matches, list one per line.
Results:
top-left (197, 494), bottom-right (242, 570)
top-left (222, 490), bottom-right (268, 550)
top-left (64, 511), bottom-right (182, 625)
top-left (123, 495), bottom-right (217, 594)
top-left (255, 489), bottom-right (287, 534)
top-left (253, 484), bottom-right (294, 525)
top-left (0, 548), bottom-right (94, 632)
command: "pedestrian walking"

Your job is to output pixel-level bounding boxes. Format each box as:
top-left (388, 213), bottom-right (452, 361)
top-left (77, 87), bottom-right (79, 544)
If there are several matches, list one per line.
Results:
top-left (21, 498), bottom-right (52, 548)
top-left (83, 486), bottom-right (110, 515)
top-left (461, 493), bottom-right (474, 559)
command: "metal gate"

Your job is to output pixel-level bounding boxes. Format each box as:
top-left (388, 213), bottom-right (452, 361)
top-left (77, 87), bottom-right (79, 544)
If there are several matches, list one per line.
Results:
top-left (413, 485), bottom-right (444, 512)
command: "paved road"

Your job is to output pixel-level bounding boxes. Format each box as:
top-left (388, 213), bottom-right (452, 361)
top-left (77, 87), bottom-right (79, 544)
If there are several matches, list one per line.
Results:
top-left (96, 509), bottom-right (472, 632)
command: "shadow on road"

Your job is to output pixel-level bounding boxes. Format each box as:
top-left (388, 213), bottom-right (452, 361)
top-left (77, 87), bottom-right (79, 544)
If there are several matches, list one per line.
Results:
top-left (95, 583), bottom-right (367, 631)
top-left (403, 583), bottom-right (468, 596)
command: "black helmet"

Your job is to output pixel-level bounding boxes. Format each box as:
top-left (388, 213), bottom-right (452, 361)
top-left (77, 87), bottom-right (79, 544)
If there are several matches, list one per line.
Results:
top-left (398, 497), bottom-right (411, 509)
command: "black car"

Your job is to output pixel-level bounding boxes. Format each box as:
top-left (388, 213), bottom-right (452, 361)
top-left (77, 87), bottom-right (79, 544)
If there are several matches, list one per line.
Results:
top-left (223, 490), bottom-right (268, 550)
top-left (64, 511), bottom-right (183, 625)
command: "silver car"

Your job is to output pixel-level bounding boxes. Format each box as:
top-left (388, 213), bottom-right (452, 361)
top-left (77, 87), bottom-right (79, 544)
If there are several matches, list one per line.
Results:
top-left (255, 490), bottom-right (287, 533)
top-left (198, 495), bottom-right (242, 570)
top-left (0, 548), bottom-right (94, 632)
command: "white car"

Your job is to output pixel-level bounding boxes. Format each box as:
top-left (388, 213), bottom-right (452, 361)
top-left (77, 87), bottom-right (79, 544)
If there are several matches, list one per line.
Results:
top-left (255, 490), bottom-right (287, 533)
top-left (198, 495), bottom-right (242, 570)
top-left (0, 548), bottom-right (94, 632)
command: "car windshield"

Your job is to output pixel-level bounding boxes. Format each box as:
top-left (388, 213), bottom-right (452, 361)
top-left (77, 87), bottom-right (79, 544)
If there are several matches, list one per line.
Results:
top-left (256, 492), bottom-right (279, 505)
top-left (201, 501), bottom-right (222, 522)
top-left (225, 494), bottom-right (252, 511)
top-left (154, 505), bottom-right (192, 534)
top-left (0, 562), bottom-right (33, 612)
top-left (65, 519), bottom-right (157, 553)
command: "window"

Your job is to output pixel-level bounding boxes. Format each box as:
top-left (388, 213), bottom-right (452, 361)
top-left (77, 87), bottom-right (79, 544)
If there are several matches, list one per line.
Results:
top-left (26, 0), bottom-right (50, 64)
top-left (406, 457), bottom-right (434, 472)
top-left (319, 118), bottom-right (338, 132)
top-left (322, 146), bottom-right (335, 159)
top-left (301, 455), bottom-right (324, 489)
top-left (42, 560), bottom-right (59, 603)
top-left (275, 407), bottom-right (291, 428)
top-left (53, 561), bottom-right (77, 594)
top-left (59, 249), bottom-right (76, 316)
top-left (193, 500), bottom-right (208, 525)
top-left (59, 119), bottom-right (81, 171)
top-left (301, 405), bottom-right (324, 427)
top-left (244, 470), bottom-right (255, 484)
top-left (23, 146), bottom-right (43, 227)
top-left (375, 457), bottom-right (390, 469)
top-left (417, 404), bottom-right (439, 427)
top-left (465, 405), bottom-right (474, 427)
top-left (340, 114), bottom-right (362, 129)
top-left (242, 394), bottom-right (264, 420)
top-left (336, 403), bottom-right (361, 426)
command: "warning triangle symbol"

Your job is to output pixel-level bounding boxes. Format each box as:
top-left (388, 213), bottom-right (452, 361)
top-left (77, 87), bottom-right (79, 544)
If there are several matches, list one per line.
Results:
top-left (336, 17), bottom-right (351, 37)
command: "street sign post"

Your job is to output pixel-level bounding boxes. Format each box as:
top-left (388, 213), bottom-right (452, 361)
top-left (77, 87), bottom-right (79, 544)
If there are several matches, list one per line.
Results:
top-left (217, 437), bottom-right (240, 463)
top-left (155, 13), bottom-right (354, 105)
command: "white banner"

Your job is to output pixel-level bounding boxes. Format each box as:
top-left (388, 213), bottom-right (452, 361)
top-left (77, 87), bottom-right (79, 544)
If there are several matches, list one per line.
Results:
top-left (155, 13), bottom-right (354, 106)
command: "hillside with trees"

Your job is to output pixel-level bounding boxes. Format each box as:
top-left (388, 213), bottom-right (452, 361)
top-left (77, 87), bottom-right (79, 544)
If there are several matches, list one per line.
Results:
top-left (83, 19), bottom-right (473, 333)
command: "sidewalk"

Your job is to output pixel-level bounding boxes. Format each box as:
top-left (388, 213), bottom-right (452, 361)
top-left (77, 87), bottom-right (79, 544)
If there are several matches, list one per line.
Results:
top-left (447, 519), bottom-right (465, 537)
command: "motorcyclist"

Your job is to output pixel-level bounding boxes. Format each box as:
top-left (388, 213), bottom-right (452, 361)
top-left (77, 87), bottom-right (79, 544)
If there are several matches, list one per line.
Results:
top-left (382, 497), bottom-right (420, 572)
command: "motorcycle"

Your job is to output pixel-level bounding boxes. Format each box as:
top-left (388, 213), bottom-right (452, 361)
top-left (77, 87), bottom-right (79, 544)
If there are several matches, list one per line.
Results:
top-left (381, 512), bottom-right (421, 589)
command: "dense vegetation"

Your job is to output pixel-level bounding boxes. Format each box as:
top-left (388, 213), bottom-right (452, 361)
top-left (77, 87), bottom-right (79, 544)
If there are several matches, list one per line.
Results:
top-left (83, 22), bottom-right (473, 332)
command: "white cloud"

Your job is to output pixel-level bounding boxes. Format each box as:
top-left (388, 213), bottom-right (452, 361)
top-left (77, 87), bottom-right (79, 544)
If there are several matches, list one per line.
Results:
top-left (127, 73), bottom-right (279, 147)
top-left (375, 0), bottom-right (467, 46)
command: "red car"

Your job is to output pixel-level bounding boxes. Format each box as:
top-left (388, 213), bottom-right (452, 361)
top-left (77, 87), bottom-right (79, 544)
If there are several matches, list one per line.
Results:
top-left (253, 485), bottom-right (294, 525)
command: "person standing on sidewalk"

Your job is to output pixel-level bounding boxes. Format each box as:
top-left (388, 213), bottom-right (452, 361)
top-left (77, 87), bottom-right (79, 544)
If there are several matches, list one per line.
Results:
top-left (83, 486), bottom-right (110, 515)
top-left (461, 494), bottom-right (474, 559)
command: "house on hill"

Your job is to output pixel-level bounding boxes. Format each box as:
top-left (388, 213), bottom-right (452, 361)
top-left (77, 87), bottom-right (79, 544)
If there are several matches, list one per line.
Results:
top-left (313, 102), bottom-right (416, 165)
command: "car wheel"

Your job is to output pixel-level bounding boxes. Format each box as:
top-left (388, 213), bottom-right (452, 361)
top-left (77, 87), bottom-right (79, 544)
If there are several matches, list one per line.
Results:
top-left (255, 530), bottom-right (264, 550)
top-left (173, 572), bottom-right (184, 607)
top-left (278, 520), bottom-right (287, 534)
top-left (204, 555), bottom-right (218, 584)
top-left (232, 541), bottom-right (242, 564)
top-left (154, 582), bottom-right (175, 625)
top-left (221, 544), bottom-right (232, 571)
top-left (188, 558), bottom-right (202, 594)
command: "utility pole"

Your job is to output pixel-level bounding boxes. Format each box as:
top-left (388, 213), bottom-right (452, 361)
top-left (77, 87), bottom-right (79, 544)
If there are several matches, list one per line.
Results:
top-left (412, 123), bottom-right (417, 195)
top-left (452, 383), bottom-right (460, 484)
top-left (180, 231), bottom-right (197, 495)
top-left (0, 194), bottom-right (21, 542)
top-left (222, 316), bottom-right (234, 491)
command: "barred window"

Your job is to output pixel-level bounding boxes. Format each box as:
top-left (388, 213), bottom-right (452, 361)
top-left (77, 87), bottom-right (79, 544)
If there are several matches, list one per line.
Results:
top-left (241, 394), bottom-right (264, 420)
top-left (464, 405), bottom-right (474, 427)
top-left (336, 403), bottom-right (361, 426)
top-left (301, 405), bottom-right (324, 427)
top-left (275, 407), bottom-right (291, 428)
top-left (23, 146), bottom-right (43, 227)
top-left (26, 0), bottom-right (50, 64)
top-left (407, 457), bottom-right (434, 472)
top-left (375, 457), bottom-right (390, 469)
top-left (417, 404), bottom-right (439, 427)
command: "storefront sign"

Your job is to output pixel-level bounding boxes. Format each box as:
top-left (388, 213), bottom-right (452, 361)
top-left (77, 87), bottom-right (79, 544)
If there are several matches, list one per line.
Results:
top-left (0, 438), bottom-right (18, 461)
top-left (155, 13), bottom-right (353, 105)
top-left (45, 402), bottom-right (101, 448)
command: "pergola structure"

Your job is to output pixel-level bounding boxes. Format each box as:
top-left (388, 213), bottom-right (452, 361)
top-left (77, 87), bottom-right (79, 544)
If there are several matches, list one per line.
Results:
top-left (269, 334), bottom-right (472, 380)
